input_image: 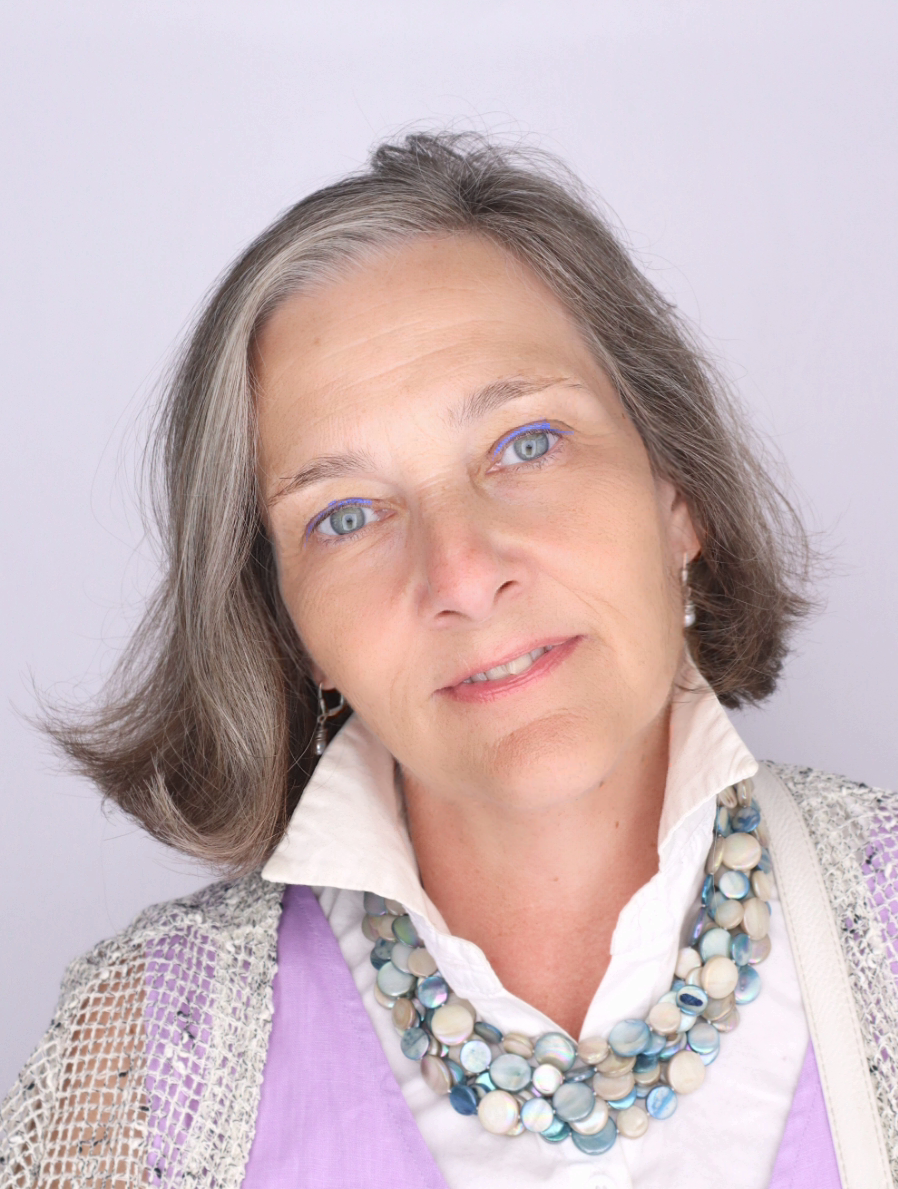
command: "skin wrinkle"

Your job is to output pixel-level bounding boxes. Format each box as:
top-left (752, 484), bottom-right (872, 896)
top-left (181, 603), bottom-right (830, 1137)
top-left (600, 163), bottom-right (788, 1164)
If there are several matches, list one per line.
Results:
top-left (255, 233), bottom-right (700, 1037)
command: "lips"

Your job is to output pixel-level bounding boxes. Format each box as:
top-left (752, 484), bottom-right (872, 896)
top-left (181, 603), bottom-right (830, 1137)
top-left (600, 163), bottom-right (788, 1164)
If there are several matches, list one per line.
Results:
top-left (440, 636), bottom-right (580, 695)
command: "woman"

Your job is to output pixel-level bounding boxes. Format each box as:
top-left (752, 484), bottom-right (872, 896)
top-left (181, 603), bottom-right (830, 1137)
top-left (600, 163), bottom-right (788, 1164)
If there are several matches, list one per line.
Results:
top-left (1, 132), bottom-right (895, 1189)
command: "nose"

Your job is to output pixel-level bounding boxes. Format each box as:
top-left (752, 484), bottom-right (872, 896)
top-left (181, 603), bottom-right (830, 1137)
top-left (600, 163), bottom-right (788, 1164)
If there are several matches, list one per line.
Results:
top-left (414, 496), bottom-right (521, 624)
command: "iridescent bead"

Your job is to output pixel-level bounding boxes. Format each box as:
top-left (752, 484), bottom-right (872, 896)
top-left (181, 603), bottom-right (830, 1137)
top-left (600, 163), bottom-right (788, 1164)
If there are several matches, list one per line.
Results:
top-left (577, 1036), bottom-right (610, 1065)
top-left (552, 1081), bottom-right (596, 1123)
top-left (377, 962), bottom-right (415, 998)
top-left (646, 1084), bottom-right (678, 1120)
top-left (361, 914), bottom-right (380, 942)
top-left (701, 874), bottom-right (715, 905)
top-left (565, 1063), bottom-right (597, 1083)
top-left (617, 1104), bottom-right (649, 1139)
top-left (676, 986), bottom-right (708, 1016)
top-left (715, 806), bottom-right (731, 836)
top-left (521, 1097), bottom-right (556, 1133)
top-left (701, 992), bottom-right (735, 1022)
top-left (742, 897), bottom-right (770, 940)
top-left (718, 869), bottom-right (751, 900)
top-left (400, 1027), bottom-right (430, 1060)
top-left (407, 948), bottom-right (438, 978)
top-left (706, 836), bottom-right (725, 874)
top-left (431, 1003), bottom-right (475, 1046)
top-left (667, 1049), bottom-right (706, 1094)
top-left (370, 937), bottom-right (394, 969)
top-left (713, 1007), bottom-right (741, 1033)
top-left (686, 1020), bottom-right (720, 1057)
top-left (501, 1031), bottom-right (533, 1058)
top-left (533, 1032), bottom-right (577, 1071)
top-left (532, 1063), bottom-right (564, 1095)
top-left (757, 847), bottom-right (773, 874)
top-left (735, 966), bottom-right (762, 1005)
top-left (570, 1118), bottom-right (617, 1155)
top-left (735, 778), bottom-right (754, 806)
top-left (449, 1084), bottom-right (479, 1115)
top-left (477, 1089), bottom-right (520, 1135)
top-left (698, 927), bottom-right (732, 962)
top-left (384, 897), bottom-right (405, 916)
top-left (445, 1058), bottom-right (465, 1085)
top-left (391, 999), bottom-right (419, 1032)
top-left (374, 914), bottom-right (398, 940)
top-left (608, 1019), bottom-right (650, 1057)
top-left (642, 1030), bottom-right (667, 1057)
top-left (392, 914), bottom-right (420, 946)
top-left (633, 1060), bottom-right (660, 1088)
top-left (607, 1089), bottom-right (637, 1110)
top-left (417, 975), bottom-right (450, 1008)
top-left (731, 932), bottom-right (752, 966)
top-left (731, 803), bottom-right (761, 832)
top-left (474, 1070), bottom-right (496, 1093)
top-left (718, 785), bottom-right (738, 809)
top-left (541, 1119), bottom-right (572, 1144)
top-left (722, 832), bottom-right (762, 872)
top-left (473, 1021), bottom-right (502, 1045)
top-left (389, 941), bottom-right (414, 973)
top-left (363, 892), bottom-right (388, 916)
top-left (659, 1032), bottom-right (687, 1060)
top-left (714, 899), bottom-right (744, 930)
top-left (750, 935), bottom-right (772, 965)
top-left (421, 1055), bottom-right (453, 1095)
top-left (459, 1039), bottom-right (492, 1074)
top-left (489, 1053), bottom-right (532, 1092)
top-left (373, 983), bottom-right (396, 1010)
top-left (570, 1097), bottom-right (610, 1135)
top-left (688, 910), bottom-right (711, 942)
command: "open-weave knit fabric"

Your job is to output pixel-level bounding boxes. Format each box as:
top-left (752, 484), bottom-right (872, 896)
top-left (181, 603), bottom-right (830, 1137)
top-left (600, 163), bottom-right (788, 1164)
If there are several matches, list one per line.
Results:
top-left (1, 765), bottom-right (897, 1188)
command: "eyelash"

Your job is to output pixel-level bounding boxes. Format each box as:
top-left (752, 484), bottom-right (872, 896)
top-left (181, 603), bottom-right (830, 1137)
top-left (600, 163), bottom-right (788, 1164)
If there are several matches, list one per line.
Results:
top-left (305, 421), bottom-right (568, 543)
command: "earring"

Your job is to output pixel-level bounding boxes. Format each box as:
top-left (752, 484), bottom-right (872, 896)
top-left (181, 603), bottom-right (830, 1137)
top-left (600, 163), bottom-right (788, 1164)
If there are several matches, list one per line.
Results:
top-left (313, 684), bottom-right (345, 756)
top-left (682, 558), bottom-right (696, 629)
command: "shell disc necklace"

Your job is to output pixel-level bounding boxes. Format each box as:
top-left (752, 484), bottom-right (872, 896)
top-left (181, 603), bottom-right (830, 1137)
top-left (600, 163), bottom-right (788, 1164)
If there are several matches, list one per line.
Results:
top-left (362, 778), bottom-right (773, 1157)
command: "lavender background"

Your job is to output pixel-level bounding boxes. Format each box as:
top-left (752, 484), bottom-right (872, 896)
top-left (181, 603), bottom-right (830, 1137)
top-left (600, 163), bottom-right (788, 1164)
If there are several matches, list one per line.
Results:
top-left (2, 0), bottom-right (896, 1089)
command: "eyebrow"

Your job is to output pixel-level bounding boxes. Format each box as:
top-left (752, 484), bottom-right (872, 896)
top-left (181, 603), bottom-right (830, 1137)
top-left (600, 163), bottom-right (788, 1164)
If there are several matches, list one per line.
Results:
top-left (266, 375), bottom-right (581, 506)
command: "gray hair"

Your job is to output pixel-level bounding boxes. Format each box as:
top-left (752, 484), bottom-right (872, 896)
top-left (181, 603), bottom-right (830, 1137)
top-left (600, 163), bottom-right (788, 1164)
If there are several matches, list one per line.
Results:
top-left (46, 131), bottom-right (815, 872)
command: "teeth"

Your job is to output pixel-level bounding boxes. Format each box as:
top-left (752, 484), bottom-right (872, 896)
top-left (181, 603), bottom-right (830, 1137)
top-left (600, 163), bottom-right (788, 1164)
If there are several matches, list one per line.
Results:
top-left (463, 645), bottom-right (552, 684)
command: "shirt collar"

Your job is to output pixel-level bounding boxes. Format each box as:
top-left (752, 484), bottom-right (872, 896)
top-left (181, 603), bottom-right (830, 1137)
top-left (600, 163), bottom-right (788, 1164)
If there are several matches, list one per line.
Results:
top-left (262, 666), bottom-right (757, 923)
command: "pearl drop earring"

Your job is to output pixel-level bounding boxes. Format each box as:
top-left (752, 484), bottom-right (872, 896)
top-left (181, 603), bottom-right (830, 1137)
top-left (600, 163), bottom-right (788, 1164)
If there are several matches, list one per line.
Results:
top-left (682, 559), bottom-right (696, 629)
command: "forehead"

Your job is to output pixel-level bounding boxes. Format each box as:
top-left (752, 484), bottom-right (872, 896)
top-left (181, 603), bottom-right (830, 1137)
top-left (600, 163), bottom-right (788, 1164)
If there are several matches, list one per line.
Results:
top-left (253, 234), bottom-right (601, 427)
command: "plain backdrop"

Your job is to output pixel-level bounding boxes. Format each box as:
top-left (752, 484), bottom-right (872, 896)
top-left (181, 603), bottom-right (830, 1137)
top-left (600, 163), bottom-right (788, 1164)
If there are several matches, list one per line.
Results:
top-left (2, 0), bottom-right (896, 1090)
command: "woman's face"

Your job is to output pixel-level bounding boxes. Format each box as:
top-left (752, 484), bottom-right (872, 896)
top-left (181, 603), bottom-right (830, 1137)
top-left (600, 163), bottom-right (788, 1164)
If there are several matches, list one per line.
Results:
top-left (255, 234), bottom-right (699, 810)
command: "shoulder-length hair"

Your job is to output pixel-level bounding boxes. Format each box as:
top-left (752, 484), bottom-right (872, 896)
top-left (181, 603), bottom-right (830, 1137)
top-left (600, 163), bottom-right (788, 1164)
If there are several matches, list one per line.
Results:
top-left (47, 132), bottom-right (815, 872)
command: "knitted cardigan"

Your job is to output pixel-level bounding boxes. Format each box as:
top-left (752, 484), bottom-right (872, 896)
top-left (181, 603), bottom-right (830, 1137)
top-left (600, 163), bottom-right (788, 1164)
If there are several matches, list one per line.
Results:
top-left (1, 763), bottom-right (896, 1188)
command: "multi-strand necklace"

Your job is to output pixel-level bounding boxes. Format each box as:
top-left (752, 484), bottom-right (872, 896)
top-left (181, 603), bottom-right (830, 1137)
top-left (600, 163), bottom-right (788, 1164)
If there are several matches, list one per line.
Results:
top-left (362, 777), bottom-right (772, 1157)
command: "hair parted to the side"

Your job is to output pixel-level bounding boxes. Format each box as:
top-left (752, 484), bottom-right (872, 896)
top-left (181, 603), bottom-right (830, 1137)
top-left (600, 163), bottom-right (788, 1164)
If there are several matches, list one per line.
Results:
top-left (45, 130), bottom-right (816, 872)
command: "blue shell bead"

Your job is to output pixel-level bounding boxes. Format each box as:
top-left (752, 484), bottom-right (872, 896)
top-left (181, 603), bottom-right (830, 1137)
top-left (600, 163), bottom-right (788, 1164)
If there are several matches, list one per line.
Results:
top-left (635, 1084), bottom-right (650, 1098)
top-left (400, 1026), bottom-right (430, 1060)
top-left (642, 1030), bottom-right (667, 1058)
top-left (571, 1118), bottom-right (617, 1156)
top-left (370, 937), bottom-right (394, 969)
top-left (718, 869), bottom-right (751, 900)
top-left (564, 1063), bottom-right (597, 1083)
top-left (707, 890), bottom-right (726, 916)
top-left (757, 847), bottom-right (773, 874)
top-left (659, 1032), bottom-right (687, 1060)
top-left (634, 1052), bottom-right (660, 1074)
top-left (552, 1081), bottom-right (596, 1123)
top-left (459, 1039), bottom-right (492, 1074)
top-left (533, 1032), bottom-right (577, 1071)
top-left (698, 927), bottom-right (732, 962)
top-left (608, 1018), bottom-right (650, 1057)
top-left (686, 1020), bottom-right (720, 1058)
top-left (701, 874), bottom-right (714, 906)
top-left (541, 1119), bottom-right (572, 1144)
top-left (363, 892), bottom-right (388, 916)
top-left (474, 1070), bottom-right (496, 1093)
top-left (445, 1058), bottom-right (465, 1084)
top-left (449, 1084), bottom-right (479, 1115)
top-left (731, 932), bottom-right (752, 966)
top-left (489, 1053), bottom-right (532, 1092)
top-left (392, 914), bottom-right (420, 946)
top-left (473, 1021), bottom-right (503, 1045)
top-left (646, 1085), bottom-right (678, 1120)
top-left (732, 803), bottom-right (761, 833)
top-left (671, 978), bottom-right (685, 993)
top-left (689, 911), bottom-right (710, 943)
top-left (715, 806), bottom-right (732, 836)
top-left (735, 966), bottom-right (762, 1005)
top-left (676, 986), bottom-right (709, 1016)
top-left (417, 975), bottom-right (450, 1008)
top-left (607, 1089), bottom-right (637, 1110)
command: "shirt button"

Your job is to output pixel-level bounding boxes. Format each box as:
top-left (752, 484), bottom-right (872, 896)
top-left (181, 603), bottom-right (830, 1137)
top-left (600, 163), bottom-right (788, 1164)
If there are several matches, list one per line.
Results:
top-left (589, 1176), bottom-right (614, 1189)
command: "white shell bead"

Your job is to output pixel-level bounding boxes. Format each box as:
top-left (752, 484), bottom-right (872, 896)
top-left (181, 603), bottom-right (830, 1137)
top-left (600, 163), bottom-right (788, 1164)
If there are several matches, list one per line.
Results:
top-left (570, 1097), bottom-right (610, 1135)
top-left (706, 836), bottom-right (726, 874)
top-left (714, 899), bottom-right (744, 930)
top-left (722, 831), bottom-right (762, 872)
top-left (735, 778), bottom-right (754, 807)
top-left (667, 1049), bottom-right (706, 1094)
top-left (374, 914), bottom-right (398, 940)
top-left (648, 1001), bottom-right (682, 1035)
top-left (384, 897), bottom-right (405, 915)
top-left (595, 1051), bottom-right (636, 1075)
top-left (373, 983), bottom-right (397, 1009)
top-left (713, 1007), bottom-right (741, 1033)
top-left (430, 1003), bottom-right (475, 1046)
top-left (407, 947), bottom-right (438, 978)
top-left (577, 1036), bottom-right (610, 1065)
top-left (742, 897), bottom-right (771, 940)
top-left (521, 1096), bottom-right (556, 1133)
top-left (751, 870), bottom-right (773, 901)
top-left (391, 999), bottom-right (419, 1032)
top-left (477, 1089), bottom-right (520, 1135)
top-left (617, 1104), bottom-right (650, 1138)
top-left (700, 955), bottom-right (739, 999)
top-left (674, 947), bottom-right (702, 979)
top-left (502, 1032), bottom-right (535, 1059)
top-left (718, 785), bottom-right (738, 809)
top-left (532, 1063), bottom-right (564, 1095)
top-left (361, 914), bottom-right (380, 942)
top-left (701, 993), bottom-right (735, 1021)
top-left (593, 1071), bottom-right (635, 1100)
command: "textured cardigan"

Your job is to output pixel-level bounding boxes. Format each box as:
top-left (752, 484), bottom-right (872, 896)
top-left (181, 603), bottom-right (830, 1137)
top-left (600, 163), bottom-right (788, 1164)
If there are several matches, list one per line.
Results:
top-left (1, 763), bottom-right (897, 1188)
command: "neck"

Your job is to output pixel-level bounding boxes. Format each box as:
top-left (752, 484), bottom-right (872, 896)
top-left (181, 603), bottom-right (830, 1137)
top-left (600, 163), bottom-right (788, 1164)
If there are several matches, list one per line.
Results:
top-left (401, 706), bottom-right (671, 1039)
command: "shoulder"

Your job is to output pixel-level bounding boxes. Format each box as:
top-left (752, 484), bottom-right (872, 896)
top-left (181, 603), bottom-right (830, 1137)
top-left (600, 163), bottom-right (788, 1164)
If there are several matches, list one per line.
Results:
top-left (763, 760), bottom-right (898, 843)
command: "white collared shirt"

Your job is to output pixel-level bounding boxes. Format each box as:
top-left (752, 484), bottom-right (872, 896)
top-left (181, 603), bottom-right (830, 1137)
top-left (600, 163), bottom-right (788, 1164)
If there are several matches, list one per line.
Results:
top-left (263, 681), bottom-right (808, 1189)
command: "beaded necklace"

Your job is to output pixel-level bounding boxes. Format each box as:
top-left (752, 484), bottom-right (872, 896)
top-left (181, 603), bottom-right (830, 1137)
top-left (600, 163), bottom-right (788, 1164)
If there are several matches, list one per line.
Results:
top-left (362, 777), bottom-right (772, 1157)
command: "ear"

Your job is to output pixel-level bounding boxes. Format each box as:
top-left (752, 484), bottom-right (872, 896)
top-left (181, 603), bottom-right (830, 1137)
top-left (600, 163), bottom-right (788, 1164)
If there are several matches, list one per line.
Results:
top-left (656, 478), bottom-right (701, 564)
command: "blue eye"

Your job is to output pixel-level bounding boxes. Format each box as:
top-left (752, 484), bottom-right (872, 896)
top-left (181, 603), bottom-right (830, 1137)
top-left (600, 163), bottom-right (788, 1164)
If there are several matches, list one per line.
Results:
top-left (312, 501), bottom-right (373, 538)
top-left (495, 423), bottom-right (561, 467)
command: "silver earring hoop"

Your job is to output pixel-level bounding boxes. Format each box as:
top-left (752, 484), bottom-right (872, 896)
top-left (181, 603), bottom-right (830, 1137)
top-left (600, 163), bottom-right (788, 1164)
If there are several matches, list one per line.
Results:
top-left (313, 684), bottom-right (345, 756)
top-left (682, 559), bottom-right (697, 629)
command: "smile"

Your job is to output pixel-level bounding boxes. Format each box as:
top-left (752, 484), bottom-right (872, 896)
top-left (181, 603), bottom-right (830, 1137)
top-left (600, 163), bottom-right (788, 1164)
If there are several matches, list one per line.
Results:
top-left (461, 645), bottom-right (554, 683)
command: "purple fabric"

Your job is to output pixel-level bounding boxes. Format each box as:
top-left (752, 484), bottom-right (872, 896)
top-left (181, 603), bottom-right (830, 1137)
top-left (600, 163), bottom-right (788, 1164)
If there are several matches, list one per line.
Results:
top-left (768, 1041), bottom-right (842, 1189)
top-left (241, 883), bottom-right (449, 1188)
